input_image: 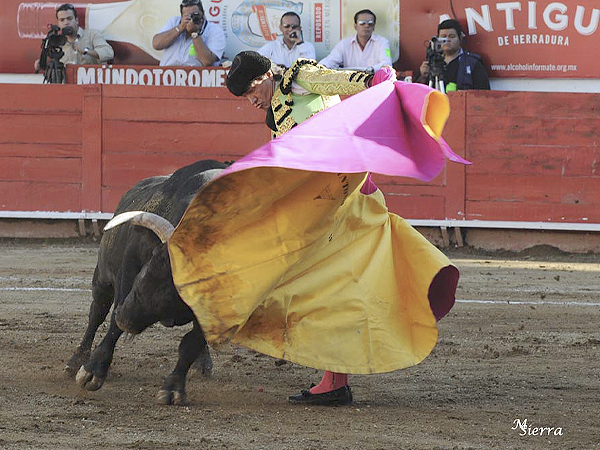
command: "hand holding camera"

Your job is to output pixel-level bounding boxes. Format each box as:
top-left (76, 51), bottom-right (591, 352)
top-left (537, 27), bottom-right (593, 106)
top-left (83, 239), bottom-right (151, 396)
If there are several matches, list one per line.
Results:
top-left (181, 11), bottom-right (204, 34)
top-left (289, 28), bottom-right (303, 44)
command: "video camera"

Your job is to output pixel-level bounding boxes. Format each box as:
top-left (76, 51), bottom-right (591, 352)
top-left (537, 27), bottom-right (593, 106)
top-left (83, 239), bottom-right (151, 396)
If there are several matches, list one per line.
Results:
top-left (425, 36), bottom-right (448, 92)
top-left (39, 25), bottom-right (66, 69)
top-left (38, 24), bottom-right (73, 83)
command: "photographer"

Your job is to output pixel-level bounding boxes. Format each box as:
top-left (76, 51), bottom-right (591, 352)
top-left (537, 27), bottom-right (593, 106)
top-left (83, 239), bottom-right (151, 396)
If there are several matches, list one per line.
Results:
top-left (33, 3), bottom-right (114, 72)
top-left (258, 12), bottom-right (316, 70)
top-left (417, 19), bottom-right (490, 91)
top-left (152, 0), bottom-right (225, 67)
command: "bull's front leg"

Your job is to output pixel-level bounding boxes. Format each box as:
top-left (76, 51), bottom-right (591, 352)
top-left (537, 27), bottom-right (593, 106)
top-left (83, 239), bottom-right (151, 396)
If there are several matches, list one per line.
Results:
top-left (75, 310), bottom-right (123, 391)
top-left (65, 273), bottom-right (114, 377)
top-left (76, 244), bottom-right (141, 391)
top-left (157, 319), bottom-right (211, 405)
top-left (191, 322), bottom-right (213, 378)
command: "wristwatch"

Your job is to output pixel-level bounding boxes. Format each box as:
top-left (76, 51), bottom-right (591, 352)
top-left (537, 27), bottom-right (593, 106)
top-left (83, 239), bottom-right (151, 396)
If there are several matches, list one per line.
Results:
top-left (191, 32), bottom-right (199, 39)
top-left (83, 47), bottom-right (89, 55)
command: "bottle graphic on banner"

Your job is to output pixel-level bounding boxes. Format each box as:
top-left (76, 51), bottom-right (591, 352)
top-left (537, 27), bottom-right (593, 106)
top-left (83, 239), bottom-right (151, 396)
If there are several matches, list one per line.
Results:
top-left (230, 0), bottom-right (303, 47)
top-left (17, 0), bottom-right (399, 63)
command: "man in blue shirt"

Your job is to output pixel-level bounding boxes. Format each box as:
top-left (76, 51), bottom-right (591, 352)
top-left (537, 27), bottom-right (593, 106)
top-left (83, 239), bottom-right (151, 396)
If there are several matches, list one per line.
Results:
top-left (152, 0), bottom-right (225, 67)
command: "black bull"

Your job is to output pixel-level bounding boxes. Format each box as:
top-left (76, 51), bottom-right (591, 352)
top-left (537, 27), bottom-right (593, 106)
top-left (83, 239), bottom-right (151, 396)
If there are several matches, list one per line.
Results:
top-left (65, 160), bottom-right (227, 405)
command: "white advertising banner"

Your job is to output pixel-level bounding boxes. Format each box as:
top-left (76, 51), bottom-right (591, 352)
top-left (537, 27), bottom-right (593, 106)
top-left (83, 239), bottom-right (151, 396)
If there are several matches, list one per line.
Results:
top-left (16, 0), bottom-right (400, 63)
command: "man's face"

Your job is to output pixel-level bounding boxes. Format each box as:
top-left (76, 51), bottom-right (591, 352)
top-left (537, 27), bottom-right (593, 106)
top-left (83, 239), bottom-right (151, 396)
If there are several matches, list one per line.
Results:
top-left (56, 10), bottom-right (78, 33)
top-left (181, 5), bottom-right (201, 21)
top-left (243, 73), bottom-right (274, 110)
top-left (438, 28), bottom-right (462, 54)
top-left (280, 15), bottom-right (301, 43)
top-left (354, 13), bottom-right (375, 40)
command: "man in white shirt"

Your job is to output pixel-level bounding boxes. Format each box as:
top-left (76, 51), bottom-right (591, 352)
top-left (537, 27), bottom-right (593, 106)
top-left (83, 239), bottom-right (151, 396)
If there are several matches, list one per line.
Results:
top-left (319, 9), bottom-right (393, 73)
top-left (258, 12), bottom-right (316, 69)
top-left (152, 0), bottom-right (225, 67)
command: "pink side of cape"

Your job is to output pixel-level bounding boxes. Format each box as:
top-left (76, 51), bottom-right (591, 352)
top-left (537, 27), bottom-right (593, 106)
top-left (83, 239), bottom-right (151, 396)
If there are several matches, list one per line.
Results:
top-left (221, 81), bottom-right (470, 182)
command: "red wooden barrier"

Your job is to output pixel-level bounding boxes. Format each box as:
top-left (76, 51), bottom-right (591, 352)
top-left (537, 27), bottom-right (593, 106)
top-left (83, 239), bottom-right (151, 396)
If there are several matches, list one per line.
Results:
top-left (99, 84), bottom-right (269, 211)
top-left (1, 83), bottom-right (599, 227)
top-left (0, 84), bottom-right (84, 211)
top-left (464, 91), bottom-right (600, 222)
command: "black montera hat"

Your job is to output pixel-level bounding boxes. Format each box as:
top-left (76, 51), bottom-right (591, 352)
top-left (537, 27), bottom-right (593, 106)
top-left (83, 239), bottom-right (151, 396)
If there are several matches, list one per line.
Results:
top-left (226, 51), bottom-right (271, 96)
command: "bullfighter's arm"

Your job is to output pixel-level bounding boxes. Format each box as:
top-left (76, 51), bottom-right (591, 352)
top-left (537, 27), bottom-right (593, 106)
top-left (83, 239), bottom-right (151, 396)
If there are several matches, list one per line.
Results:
top-left (287, 59), bottom-right (371, 96)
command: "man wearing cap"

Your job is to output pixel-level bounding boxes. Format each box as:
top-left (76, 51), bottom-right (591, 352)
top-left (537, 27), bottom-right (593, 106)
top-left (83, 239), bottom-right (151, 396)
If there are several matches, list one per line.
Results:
top-left (258, 12), bottom-right (316, 69)
top-left (226, 51), bottom-right (389, 138)
top-left (223, 51), bottom-right (396, 405)
top-left (152, 0), bottom-right (225, 67)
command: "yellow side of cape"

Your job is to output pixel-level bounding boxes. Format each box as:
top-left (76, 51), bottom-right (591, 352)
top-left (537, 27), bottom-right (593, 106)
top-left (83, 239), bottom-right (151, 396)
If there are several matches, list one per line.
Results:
top-left (169, 168), bottom-right (457, 374)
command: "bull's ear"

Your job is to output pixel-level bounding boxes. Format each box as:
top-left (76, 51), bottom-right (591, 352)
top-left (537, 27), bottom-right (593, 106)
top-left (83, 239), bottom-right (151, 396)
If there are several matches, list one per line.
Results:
top-left (104, 211), bottom-right (175, 243)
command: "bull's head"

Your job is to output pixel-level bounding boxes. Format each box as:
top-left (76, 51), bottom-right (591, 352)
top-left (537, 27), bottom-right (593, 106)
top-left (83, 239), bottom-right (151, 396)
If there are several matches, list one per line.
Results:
top-left (104, 212), bottom-right (192, 334)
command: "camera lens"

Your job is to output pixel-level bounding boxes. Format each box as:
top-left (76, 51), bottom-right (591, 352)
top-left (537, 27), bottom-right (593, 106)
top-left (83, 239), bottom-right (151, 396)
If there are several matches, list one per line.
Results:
top-left (191, 12), bottom-right (201, 24)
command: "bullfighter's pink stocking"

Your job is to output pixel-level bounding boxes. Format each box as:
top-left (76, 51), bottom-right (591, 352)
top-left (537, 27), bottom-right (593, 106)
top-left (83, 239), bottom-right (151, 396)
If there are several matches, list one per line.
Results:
top-left (309, 371), bottom-right (349, 394)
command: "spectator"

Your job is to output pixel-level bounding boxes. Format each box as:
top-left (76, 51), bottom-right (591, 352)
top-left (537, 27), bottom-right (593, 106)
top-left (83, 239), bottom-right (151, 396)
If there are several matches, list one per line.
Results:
top-left (34, 3), bottom-right (114, 71)
top-left (258, 12), bottom-right (316, 69)
top-left (152, 0), bottom-right (225, 67)
top-left (417, 19), bottom-right (490, 91)
top-left (319, 9), bottom-right (392, 73)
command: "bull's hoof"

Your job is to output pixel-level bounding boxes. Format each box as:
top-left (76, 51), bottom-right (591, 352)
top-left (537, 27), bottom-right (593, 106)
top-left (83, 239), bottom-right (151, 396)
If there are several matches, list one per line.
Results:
top-left (64, 362), bottom-right (80, 378)
top-left (75, 365), bottom-right (105, 391)
top-left (64, 351), bottom-right (90, 378)
top-left (156, 389), bottom-right (187, 406)
top-left (190, 354), bottom-right (213, 378)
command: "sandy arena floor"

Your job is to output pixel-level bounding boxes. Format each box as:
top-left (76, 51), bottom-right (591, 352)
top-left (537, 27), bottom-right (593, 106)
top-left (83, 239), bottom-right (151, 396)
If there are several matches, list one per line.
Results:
top-left (0, 239), bottom-right (598, 450)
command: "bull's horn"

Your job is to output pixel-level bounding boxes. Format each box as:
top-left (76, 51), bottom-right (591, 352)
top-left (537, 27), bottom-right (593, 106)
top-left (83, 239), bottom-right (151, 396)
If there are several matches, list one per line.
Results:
top-left (104, 211), bottom-right (175, 243)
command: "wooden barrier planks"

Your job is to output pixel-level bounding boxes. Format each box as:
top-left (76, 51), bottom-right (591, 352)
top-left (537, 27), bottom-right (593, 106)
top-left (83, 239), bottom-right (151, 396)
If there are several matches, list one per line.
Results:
top-left (0, 84), bottom-right (84, 212)
top-left (0, 83), bottom-right (598, 227)
top-left (0, 181), bottom-right (81, 211)
top-left (99, 84), bottom-right (270, 211)
top-left (464, 91), bottom-right (600, 223)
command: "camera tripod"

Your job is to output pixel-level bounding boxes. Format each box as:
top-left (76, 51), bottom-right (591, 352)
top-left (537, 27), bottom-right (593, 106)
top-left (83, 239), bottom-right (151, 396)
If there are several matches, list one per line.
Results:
top-left (428, 74), bottom-right (445, 94)
top-left (43, 58), bottom-right (66, 84)
top-left (425, 37), bottom-right (446, 93)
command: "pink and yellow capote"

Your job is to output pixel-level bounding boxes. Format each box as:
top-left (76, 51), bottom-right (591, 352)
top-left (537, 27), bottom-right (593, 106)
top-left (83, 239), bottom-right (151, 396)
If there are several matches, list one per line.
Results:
top-left (168, 81), bottom-right (469, 374)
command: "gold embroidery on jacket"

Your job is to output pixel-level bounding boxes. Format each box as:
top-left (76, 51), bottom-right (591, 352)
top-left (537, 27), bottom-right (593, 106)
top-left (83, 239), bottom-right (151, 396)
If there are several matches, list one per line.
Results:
top-left (270, 59), bottom-right (370, 138)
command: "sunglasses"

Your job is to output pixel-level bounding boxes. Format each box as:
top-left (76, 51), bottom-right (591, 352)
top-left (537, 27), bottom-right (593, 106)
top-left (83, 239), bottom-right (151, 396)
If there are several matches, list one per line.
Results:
top-left (357, 20), bottom-right (375, 26)
top-left (282, 24), bottom-right (300, 29)
top-left (180, 0), bottom-right (200, 6)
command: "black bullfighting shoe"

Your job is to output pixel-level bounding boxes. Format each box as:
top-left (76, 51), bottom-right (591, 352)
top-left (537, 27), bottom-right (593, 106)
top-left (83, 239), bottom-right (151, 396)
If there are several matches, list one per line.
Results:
top-left (288, 385), bottom-right (353, 406)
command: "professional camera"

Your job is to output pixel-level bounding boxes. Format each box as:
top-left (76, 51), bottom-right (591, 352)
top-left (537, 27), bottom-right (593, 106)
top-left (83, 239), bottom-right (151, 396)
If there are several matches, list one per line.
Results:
top-left (41, 25), bottom-right (67, 63)
top-left (38, 25), bottom-right (69, 83)
top-left (191, 11), bottom-right (203, 25)
top-left (425, 36), bottom-right (448, 92)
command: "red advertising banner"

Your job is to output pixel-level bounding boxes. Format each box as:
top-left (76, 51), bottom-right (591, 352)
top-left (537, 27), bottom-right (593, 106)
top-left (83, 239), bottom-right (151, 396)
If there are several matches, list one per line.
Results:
top-left (400, 0), bottom-right (599, 78)
top-left (1, 0), bottom-right (598, 78)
